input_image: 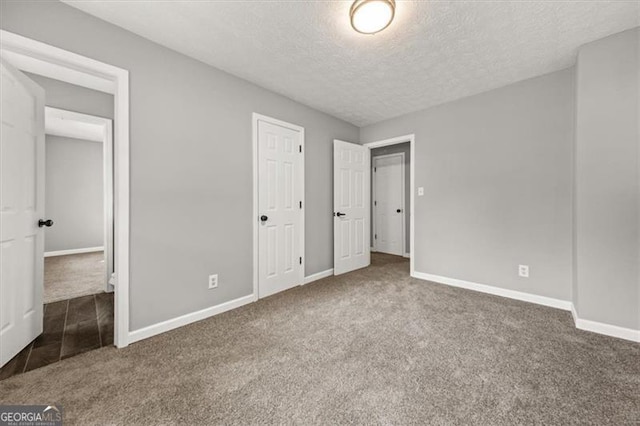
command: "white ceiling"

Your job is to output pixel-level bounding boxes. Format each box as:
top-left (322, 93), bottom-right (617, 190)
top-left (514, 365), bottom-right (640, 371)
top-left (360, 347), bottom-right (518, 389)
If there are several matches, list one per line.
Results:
top-left (63, 0), bottom-right (639, 127)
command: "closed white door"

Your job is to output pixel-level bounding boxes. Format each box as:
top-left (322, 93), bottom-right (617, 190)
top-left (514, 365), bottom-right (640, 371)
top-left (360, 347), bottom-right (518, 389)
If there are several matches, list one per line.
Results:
top-left (373, 154), bottom-right (404, 256)
top-left (0, 59), bottom-right (45, 367)
top-left (333, 140), bottom-right (370, 275)
top-left (257, 118), bottom-right (304, 298)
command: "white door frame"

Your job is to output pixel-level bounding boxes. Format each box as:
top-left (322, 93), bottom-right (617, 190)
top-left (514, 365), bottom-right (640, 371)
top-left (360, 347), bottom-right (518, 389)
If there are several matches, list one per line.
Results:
top-left (372, 152), bottom-right (406, 256)
top-left (43, 107), bottom-right (114, 292)
top-left (362, 135), bottom-right (415, 275)
top-left (1, 30), bottom-right (131, 348)
top-left (252, 113), bottom-right (305, 299)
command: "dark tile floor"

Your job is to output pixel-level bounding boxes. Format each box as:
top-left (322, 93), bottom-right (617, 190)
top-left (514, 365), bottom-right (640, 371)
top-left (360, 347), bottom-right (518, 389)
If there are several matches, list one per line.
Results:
top-left (0, 292), bottom-right (113, 381)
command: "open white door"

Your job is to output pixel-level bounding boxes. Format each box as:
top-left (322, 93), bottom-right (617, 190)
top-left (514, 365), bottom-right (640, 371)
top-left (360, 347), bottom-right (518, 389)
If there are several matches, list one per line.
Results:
top-left (333, 140), bottom-right (370, 275)
top-left (257, 116), bottom-right (304, 298)
top-left (0, 59), bottom-right (45, 367)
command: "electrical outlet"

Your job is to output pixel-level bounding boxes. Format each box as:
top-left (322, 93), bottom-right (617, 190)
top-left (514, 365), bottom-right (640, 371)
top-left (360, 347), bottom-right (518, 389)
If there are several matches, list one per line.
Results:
top-left (418, 187), bottom-right (424, 196)
top-left (518, 265), bottom-right (529, 278)
top-left (208, 274), bottom-right (218, 289)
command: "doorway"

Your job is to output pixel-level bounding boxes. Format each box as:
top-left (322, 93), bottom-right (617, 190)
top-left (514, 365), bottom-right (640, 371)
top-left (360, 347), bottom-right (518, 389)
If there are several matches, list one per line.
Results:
top-left (0, 66), bottom-right (116, 379)
top-left (332, 136), bottom-right (414, 276)
top-left (0, 29), bottom-right (130, 374)
top-left (363, 135), bottom-right (415, 272)
top-left (43, 107), bottom-right (114, 303)
top-left (252, 113), bottom-right (305, 299)
top-left (372, 151), bottom-right (406, 257)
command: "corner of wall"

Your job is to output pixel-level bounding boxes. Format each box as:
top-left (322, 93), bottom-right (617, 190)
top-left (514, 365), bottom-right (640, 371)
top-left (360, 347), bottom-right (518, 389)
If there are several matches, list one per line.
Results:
top-left (573, 26), bottom-right (640, 334)
top-left (570, 62), bottom-right (579, 316)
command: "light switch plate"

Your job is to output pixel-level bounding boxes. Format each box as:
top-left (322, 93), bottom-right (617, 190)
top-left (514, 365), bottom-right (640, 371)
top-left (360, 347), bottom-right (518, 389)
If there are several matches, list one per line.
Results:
top-left (418, 187), bottom-right (424, 196)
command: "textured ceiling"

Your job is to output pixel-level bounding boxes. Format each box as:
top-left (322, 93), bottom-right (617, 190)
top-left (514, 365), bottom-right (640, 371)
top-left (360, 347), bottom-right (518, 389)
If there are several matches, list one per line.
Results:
top-left (62, 0), bottom-right (639, 127)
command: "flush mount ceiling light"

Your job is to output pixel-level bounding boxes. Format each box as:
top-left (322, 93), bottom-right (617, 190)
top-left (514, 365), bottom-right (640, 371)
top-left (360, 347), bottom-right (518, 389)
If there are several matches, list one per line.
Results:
top-left (349, 0), bottom-right (396, 34)
top-left (350, 0), bottom-right (396, 34)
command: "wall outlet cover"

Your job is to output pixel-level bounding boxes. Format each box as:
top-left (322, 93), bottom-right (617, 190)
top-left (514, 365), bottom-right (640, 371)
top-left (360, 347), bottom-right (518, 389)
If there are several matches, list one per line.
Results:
top-left (518, 265), bottom-right (529, 278)
top-left (208, 274), bottom-right (218, 289)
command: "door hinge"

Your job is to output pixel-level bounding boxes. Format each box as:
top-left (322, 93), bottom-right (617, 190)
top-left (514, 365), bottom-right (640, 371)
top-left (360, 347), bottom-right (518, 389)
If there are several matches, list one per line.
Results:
top-left (299, 201), bottom-right (302, 209)
top-left (374, 200), bottom-right (377, 206)
top-left (374, 167), bottom-right (377, 172)
top-left (299, 257), bottom-right (302, 265)
top-left (375, 234), bottom-right (377, 239)
top-left (299, 145), bottom-right (302, 153)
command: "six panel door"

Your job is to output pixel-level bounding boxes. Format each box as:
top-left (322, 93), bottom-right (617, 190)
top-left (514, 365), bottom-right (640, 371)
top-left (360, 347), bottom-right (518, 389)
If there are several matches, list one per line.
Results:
top-left (373, 154), bottom-right (404, 256)
top-left (0, 59), bottom-right (45, 367)
top-left (257, 119), bottom-right (303, 298)
top-left (333, 140), bottom-right (370, 275)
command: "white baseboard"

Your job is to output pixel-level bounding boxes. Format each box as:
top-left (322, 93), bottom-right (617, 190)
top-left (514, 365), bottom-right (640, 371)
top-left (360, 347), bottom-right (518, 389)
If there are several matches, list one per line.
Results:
top-left (304, 268), bottom-right (334, 285)
top-left (411, 271), bottom-right (572, 311)
top-left (412, 271), bottom-right (640, 342)
top-left (571, 307), bottom-right (640, 342)
top-left (403, 252), bottom-right (410, 258)
top-left (126, 269), bottom-right (638, 346)
top-left (128, 269), bottom-right (334, 346)
top-left (44, 246), bottom-right (104, 257)
top-left (128, 294), bottom-right (254, 345)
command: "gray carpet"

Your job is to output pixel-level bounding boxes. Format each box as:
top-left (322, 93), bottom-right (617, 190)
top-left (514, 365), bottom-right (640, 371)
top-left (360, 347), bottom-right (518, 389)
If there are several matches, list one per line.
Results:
top-left (44, 252), bottom-right (106, 304)
top-left (2, 254), bottom-right (638, 425)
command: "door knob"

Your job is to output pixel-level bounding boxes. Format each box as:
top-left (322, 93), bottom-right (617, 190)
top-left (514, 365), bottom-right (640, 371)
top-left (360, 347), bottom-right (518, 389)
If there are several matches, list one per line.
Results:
top-left (336, 212), bottom-right (346, 217)
top-left (260, 215), bottom-right (268, 222)
top-left (38, 219), bottom-right (54, 228)
top-left (396, 209), bottom-right (402, 213)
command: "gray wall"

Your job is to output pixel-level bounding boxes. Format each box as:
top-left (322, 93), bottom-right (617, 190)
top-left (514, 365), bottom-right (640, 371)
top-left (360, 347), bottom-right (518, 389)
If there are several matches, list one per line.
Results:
top-left (361, 69), bottom-right (574, 302)
top-left (1, 1), bottom-right (359, 330)
top-left (574, 28), bottom-right (639, 330)
top-left (24, 72), bottom-right (114, 119)
top-left (45, 135), bottom-right (104, 252)
top-left (371, 143), bottom-right (410, 254)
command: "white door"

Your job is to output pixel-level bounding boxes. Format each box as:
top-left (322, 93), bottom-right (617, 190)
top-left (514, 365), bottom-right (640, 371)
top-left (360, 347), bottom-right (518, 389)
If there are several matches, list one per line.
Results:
top-left (0, 59), bottom-right (45, 367)
top-left (373, 154), bottom-right (404, 256)
top-left (257, 117), bottom-right (304, 298)
top-left (333, 140), bottom-right (370, 275)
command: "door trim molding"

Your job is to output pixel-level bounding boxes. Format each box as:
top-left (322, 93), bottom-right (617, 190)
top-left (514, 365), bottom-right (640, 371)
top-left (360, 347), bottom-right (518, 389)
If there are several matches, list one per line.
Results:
top-left (363, 134), bottom-right (415, 275)
top-left (45, 107), bottom-right (110, 142)
top-left (372, 152), bottom-right (406, 256)
top-left (1, 30), bottom-right (131, 348)
top-left (252, 113), bottom-right (305, 300)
